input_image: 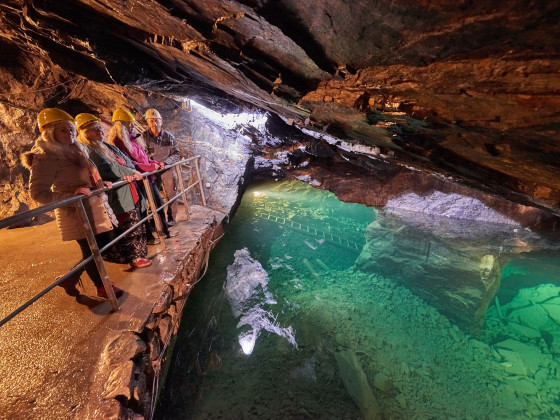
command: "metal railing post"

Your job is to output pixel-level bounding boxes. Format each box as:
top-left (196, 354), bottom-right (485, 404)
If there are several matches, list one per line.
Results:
top-left (76, 200), bottom-right (119, 311)
top-left (175, 164), bottom-right (190, 219)
top-left (142, 178), bottom-right (167, 250)
top-left (195, 157), bottom-right (206, 206)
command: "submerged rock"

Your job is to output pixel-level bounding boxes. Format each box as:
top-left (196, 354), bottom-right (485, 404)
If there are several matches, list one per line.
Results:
top-left (385, 192), bottom-right (521, 226)
top-left (334, 349), bottom-right (382, 420)
top-left (356, 209), bottom-right (503, 334)
top-left (373, 371), bottom-right (392, 393)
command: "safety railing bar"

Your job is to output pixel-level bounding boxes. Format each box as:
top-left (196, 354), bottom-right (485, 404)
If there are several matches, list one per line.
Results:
top-left (97, 215), bottom-right (149, 254)
top-left (180, 182), bottom-right (199, 194)
top-left (0, 193), bottom-right (91, 230)
top-left (140, 157), bottom-right (200, 178)
top-left (0, 157), bottom-right (201, 230)
top-left (99, 181), bottom-right (200, 250)
top-left (0, 255), bottom-right (96, 328)
top-left (121, 158), bottom-right (204, 235)
top-left (2, 206), bottom-right (155, 328)
top-left (0, 180), bottom-right (131, 230)
top-left (96, 178), bottom-right (202, 251)
top-left (194, 157), bottom-right (206, 207)
top-left (165, 190), bottom-right (185, 205)
top-left (175, 164), bottom-right (190, 220)
top-left (143, 178), bottom-right (167, 250)
top-left (0, 156), bottom-right (204, 328)
top-left (167, 180), bottom-right (200, 197)
top-left (76, 200), bottom-right (119, 310)
top-left (148, 177), bottom-right (201, 214)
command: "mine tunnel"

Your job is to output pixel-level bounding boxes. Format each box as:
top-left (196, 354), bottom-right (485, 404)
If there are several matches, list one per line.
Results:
top-left (1, 1), bottom-right (560, 419)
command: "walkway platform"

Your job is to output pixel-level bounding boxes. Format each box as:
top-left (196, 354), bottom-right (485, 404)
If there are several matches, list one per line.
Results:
top-left (0, 204), bottom-right (227, 419)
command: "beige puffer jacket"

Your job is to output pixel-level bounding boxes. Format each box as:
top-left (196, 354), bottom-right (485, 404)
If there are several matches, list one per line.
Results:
top-left (21, 138), bottom-right (114, 241)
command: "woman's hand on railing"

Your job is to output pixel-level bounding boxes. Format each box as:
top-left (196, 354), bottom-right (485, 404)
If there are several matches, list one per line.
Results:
top-left (103, 181), bottom-right (113, 189)
top-left (74, 187), bottom-right (92, 196)
top-left (123, 172), bottom-right (143, 183)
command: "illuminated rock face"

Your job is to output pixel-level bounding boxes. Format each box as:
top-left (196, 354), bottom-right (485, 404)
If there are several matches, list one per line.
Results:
top-left (355, 211), bottom-right (501, 334)
top-left (1, 0), bottom-right (560, 219)
top-left (355, 192), bottom-right (560, 334)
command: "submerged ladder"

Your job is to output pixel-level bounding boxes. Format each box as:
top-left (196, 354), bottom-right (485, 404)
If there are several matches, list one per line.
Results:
top-left (257, 212), bottom-right (363, 254)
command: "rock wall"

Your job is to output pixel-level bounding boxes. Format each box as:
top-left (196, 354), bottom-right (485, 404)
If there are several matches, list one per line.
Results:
top-left (172, 106), bottom-right (254, 214)
top-left (355, 193), bottom-right (560, 334)
top-left (281, 144), bottom-right (559, 230)
top-left (0, 64), bottom-right (253, 220)
top-left (83, 212), bottom-right (225, 419)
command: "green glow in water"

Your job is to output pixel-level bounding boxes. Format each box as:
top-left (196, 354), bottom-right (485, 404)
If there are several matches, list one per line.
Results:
top-left (157, 179), bottom-right (560, 420)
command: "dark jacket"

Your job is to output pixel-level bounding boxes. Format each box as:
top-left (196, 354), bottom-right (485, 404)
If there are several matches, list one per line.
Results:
top-left (144, 129), bottom-right (181, 165)
top-left (86, 144), bottom-right (138, 215)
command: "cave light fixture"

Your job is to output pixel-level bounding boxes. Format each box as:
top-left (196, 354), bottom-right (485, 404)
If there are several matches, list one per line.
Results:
top-left (181, 98), bottom-right (191, 112)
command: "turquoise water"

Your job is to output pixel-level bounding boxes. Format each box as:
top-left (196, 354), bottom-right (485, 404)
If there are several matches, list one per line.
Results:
top-left (157, 179), bottom-right (560, 419)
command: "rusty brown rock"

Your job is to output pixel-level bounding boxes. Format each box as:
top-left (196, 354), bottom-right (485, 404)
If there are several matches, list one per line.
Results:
top-left (102, 361), bottom-right (134, 400)
top-left (0, 0), bottom-right (559, 219)
top-left (153, 285), bottom-right (173, 315)
top-left (102, 332), bottom-right (148, 366)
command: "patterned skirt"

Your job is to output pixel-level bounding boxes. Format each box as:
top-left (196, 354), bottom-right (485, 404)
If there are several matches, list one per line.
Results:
top-left (103, 207), bottom-right (148, 264)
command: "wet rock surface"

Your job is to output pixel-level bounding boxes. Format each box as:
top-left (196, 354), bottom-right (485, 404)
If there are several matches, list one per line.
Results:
top-left (0, 205), bottom-right (226, 419)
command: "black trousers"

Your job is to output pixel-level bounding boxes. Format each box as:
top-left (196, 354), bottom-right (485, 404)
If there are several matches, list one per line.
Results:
top-left (75, 230), bottom-right (113, 287)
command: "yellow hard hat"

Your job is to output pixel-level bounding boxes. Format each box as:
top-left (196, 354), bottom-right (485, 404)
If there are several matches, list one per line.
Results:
top-left (75, 113), bottom-right (101, 132)
top-left (37, 108), bottom-right (74, 132)
top-left (112, 108), bottom-right (136, 123)
top-left (145, 108), bottom-right (162, 120)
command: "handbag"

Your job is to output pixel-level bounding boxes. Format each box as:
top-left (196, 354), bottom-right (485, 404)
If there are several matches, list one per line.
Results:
top-left (84, 192), bottom-right (119, 231)
top-left (86, 159), bottom-right (119, 228)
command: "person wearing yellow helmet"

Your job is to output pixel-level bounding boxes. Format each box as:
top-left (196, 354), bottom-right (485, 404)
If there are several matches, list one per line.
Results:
top-left (76, 113), bottom-right (152, 268)
top-left (112, 108), bottom-right (136, 123)
top-left (108, 109), bottom-right (178, 243)
top-left (144, 108), bottom-right (181, 226)
top-left (21, 108), bottom-right (124, 299)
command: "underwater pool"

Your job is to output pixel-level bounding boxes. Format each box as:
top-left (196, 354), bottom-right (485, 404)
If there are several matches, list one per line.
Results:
top-left (156, 179), bottom-right (560, 419)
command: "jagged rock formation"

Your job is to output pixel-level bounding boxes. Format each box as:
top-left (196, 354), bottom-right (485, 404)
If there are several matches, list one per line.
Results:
top-left (1, 0), bottom-right (560, 220)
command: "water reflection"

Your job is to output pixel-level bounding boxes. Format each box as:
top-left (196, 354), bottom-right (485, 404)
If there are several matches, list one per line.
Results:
top-left (225, 248), bottom-right (297, 355)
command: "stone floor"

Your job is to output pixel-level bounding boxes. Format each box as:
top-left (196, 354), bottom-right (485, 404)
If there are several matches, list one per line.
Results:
top-left (0, 204), bottom-right (226, 419)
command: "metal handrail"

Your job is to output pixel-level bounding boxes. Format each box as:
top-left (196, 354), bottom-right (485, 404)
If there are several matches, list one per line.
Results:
top-left (0, 156), bottom-right (206, 328)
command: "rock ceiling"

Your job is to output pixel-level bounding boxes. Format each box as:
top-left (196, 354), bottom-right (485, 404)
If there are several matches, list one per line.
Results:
top-left (1, 0), bottom-right (560, 217)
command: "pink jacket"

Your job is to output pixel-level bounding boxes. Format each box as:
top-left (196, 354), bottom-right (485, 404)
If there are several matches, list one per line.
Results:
top-left (112, 137), bottom-right (162, 174)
